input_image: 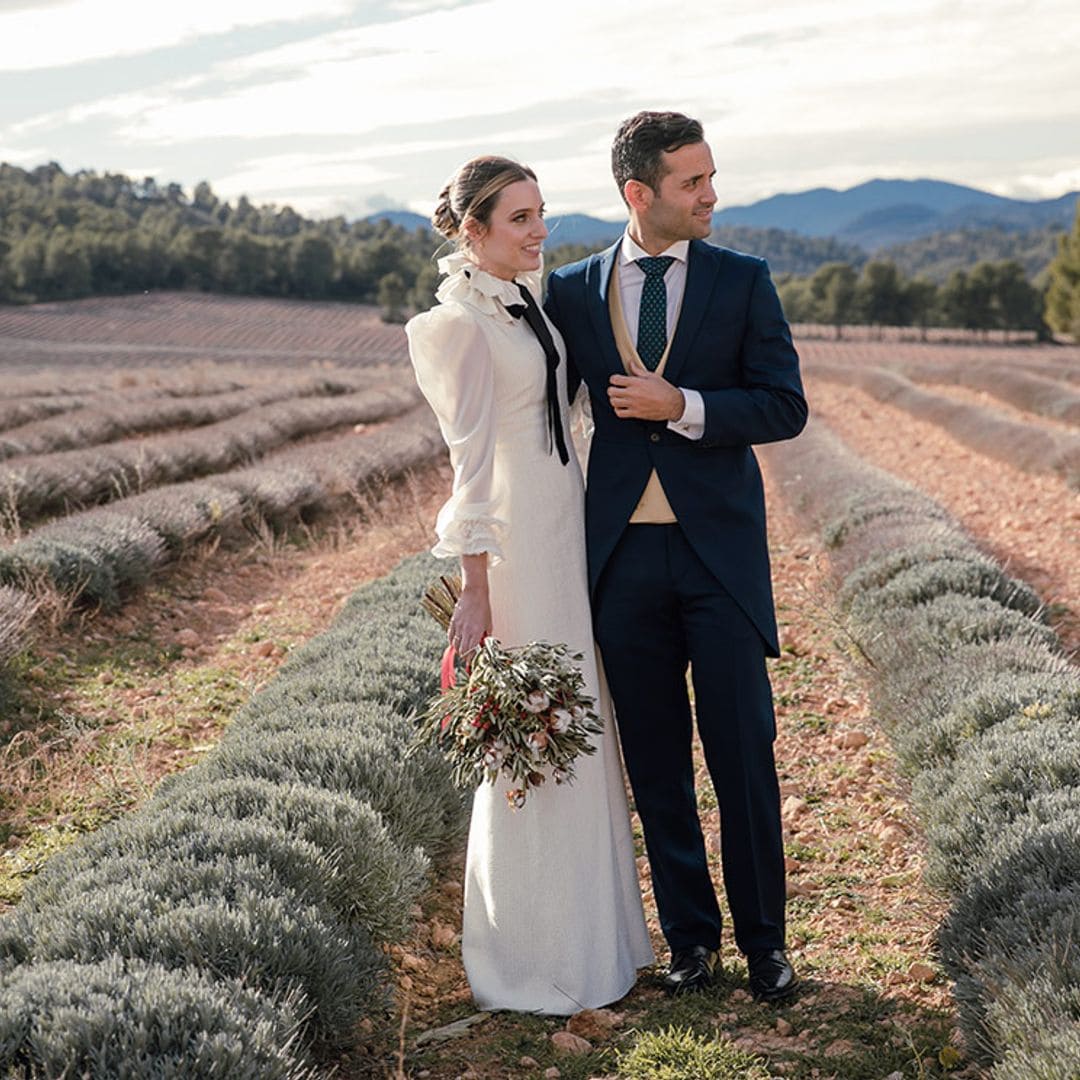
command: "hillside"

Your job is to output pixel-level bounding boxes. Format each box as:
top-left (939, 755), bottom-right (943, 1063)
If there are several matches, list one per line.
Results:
top-left (877, 224), bottom-right (1065, 284)
top-left (369, 182), bottom-right (1073, 281)
top-left (1, 163), bottom-right (1072, 311)
top-left (712, 178), bottom-right (1078, 249)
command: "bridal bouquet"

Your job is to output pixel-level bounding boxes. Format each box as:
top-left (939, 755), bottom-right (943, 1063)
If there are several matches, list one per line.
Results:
top-left (414, 577), bottom-right (604, 809)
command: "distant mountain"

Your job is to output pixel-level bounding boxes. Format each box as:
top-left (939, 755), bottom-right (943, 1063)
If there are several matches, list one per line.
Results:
top-left (368, 209), bottom-right (431, 232)
top-left (367, 209), bottom-right (623, 247)
top-left (544, 213), bottom-right (623, 247)
top-left (369, 213), bottom-right (865, 277)
top-left (366, 179), bottom-right (1078, 278)
top-left (713, 179), bottom-right (1078, 251)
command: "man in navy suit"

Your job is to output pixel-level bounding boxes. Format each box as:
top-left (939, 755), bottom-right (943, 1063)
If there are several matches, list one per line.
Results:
top-left (545, 111), bottom-right (807, 1001)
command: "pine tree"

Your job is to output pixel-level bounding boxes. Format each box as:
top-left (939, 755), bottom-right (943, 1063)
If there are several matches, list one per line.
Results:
top-left (1045, 197), bottom-right (1080, 338)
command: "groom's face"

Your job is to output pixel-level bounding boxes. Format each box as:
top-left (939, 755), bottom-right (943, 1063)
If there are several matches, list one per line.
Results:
top-left (641, 140), bottom-right (717, 244)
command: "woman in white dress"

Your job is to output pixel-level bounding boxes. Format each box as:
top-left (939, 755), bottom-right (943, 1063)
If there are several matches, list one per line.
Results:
top-left (405, 156), bottom-right (653, 1015)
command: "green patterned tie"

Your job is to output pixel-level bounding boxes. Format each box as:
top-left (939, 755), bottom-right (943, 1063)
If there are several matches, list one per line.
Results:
top-left (635, 255), bottom-right (675, 370)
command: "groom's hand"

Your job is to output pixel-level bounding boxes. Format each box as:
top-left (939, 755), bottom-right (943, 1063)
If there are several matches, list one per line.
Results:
top-left (608, 369), bottom-right (685, 422)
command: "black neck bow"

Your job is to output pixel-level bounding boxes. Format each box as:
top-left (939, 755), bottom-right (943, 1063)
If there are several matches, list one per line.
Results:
top-left (505, 282), bottom-right (570, 466)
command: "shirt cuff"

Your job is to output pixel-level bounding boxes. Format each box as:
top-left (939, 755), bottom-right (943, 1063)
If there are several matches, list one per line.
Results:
top-left (667, 388), bottom-right (705, 440)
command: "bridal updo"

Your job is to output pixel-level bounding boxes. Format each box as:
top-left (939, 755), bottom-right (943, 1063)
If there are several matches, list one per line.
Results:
top-left (432, 156), bottom-right (537, 248)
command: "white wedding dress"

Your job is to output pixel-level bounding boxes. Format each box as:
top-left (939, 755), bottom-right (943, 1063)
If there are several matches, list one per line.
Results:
top-left (406, 253), bottom-right (653, 1015)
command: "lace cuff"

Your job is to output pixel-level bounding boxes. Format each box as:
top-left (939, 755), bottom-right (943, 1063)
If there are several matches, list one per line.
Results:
top-left (432, 501), bottom-right (507, 565)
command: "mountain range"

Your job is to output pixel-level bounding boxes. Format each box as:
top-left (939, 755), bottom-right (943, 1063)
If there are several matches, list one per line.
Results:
top-left (371, 178), bottom-right (1078, 276)
top-left (710, 178), bottom-right (1078, 249)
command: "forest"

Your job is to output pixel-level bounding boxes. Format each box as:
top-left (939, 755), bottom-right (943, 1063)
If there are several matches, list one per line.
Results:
top-left (0, 162), bottom-right (441, 313)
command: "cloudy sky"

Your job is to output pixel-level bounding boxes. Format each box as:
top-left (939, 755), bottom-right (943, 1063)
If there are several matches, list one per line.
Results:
top-left (1, 0), bottom-right (1078, 224)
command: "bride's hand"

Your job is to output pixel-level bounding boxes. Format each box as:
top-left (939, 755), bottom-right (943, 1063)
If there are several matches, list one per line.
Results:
top-left (449, 586), bottom-right (491, 656)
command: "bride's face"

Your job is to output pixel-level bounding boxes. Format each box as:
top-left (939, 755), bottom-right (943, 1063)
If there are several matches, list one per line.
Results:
top-left (469, 178), bottom-right (547, 281)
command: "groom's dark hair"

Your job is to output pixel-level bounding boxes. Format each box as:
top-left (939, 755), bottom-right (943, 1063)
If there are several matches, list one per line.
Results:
top-left (612, 111), bottom-right (704, 201)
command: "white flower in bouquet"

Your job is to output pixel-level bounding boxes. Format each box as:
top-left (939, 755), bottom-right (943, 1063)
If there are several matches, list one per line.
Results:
top-left (523, 690), bottom-right (550, 714)
top-left (527, 730), bottom-right (549, 753)
top-left (550, 708), bottom-right (572, 733)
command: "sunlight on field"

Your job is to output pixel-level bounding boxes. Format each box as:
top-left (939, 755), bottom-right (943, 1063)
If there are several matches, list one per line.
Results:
top-left (1, 291), bottom-right (1078, 1077)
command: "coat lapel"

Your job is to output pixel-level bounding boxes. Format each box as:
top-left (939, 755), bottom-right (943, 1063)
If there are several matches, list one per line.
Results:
top-left (662, 239), bottom-right (723, 386)
top-left (585, 241), bottom-right (625, 379)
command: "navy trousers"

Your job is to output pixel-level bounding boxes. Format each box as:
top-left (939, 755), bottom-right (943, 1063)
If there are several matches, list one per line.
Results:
top-left (593, 523), bottom-right (786, 955)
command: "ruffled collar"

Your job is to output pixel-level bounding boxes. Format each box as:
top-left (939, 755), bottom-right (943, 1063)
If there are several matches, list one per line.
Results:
top-left (435, 251), bottom-right (542, 323)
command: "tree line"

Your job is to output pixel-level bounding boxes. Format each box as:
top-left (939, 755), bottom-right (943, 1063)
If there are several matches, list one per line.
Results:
top-left (2, 162), bottom-right (1076, 338)
top-left (775, 258), bottom-right (1050, 339)
top-left (0, 163), bottom-right (443, 314)
top-left (1045, 198), bottom-right (1080, 340)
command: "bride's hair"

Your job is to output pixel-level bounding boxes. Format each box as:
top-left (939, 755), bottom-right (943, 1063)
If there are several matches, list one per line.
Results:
top-left (432, 156), bottom-right (537, 248)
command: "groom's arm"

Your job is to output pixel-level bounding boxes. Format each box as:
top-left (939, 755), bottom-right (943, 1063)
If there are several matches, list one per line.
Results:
top-left (544, 271), bottom-right (582, 404)
top-left (697, 259), bottom-right (808, 448)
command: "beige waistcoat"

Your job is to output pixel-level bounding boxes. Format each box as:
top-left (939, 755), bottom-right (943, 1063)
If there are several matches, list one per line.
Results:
top-left (608, 272), bottom-right (680, 524)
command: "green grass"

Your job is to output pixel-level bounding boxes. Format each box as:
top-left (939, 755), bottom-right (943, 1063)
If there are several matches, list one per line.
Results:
top-left (0, 630), bottom-right (250, 904)
top-left (618, 1024), bottom-right (770, 1079)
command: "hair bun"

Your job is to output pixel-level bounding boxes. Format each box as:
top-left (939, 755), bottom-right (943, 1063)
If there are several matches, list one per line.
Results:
top-left (431, 185), bottom-right (459, 240)
top-left (430, 157), bottom-right (536, 250)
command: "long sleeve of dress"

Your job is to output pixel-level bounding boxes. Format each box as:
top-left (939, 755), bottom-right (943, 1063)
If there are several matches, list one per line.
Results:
top-left (406, 303), bottom-right (507, 564)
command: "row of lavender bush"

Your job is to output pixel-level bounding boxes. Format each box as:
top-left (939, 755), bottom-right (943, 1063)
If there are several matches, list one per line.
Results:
top-left (2, 380), bottom-right (421, 523)
top-left (764, 419), bottom-right (1080, 1077)
top-left (0, 548), bottom-right (465, 1077)
top-left (895, 361), bottom-right (1080, 426)
top-left (806, 363), bottom-right (1080, 488)
top-left (0, 405), bottom-right (443, 610)
top-left (0, 363), bottom-right (323, 431)
top-left (0, 370), bottom-right (392, 460)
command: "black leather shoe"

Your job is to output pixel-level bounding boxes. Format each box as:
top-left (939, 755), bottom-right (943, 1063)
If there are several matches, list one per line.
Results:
top-left (747, 949), bottom-right (798, 1003)
top-left (662, 945), bottom-right (719, 995)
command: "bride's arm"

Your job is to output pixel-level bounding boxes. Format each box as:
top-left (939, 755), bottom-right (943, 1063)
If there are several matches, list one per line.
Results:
top-left (407, 305), bottom-right (501, 651)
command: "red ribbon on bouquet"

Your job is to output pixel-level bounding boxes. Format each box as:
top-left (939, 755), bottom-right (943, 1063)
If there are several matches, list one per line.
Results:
top-left (440, 645), bottom-right (458, 692)
top-left (439, 635), bottom-right (486, 730)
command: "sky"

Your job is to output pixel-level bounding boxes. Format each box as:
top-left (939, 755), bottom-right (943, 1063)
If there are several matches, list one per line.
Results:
top-left (1, 0), bottom-right (1079, 225)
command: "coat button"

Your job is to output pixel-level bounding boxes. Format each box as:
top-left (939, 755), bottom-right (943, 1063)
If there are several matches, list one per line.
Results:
top-left (649, 432), bottom-right (660, 443)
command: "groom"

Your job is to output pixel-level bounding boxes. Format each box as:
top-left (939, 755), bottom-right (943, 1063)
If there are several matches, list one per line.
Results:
top-left (545, 111), bottom-right (807, 1002)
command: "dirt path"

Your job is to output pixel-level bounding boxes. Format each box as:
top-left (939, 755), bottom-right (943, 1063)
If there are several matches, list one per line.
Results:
top-left (341, 460), bottom-right (973, 1080)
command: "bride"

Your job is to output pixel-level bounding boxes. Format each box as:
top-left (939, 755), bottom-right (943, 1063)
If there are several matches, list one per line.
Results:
top-left (405, 156), bottom-right (653, 1014)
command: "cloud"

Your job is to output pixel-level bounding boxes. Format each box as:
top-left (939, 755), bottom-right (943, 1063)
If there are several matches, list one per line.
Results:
top-left (1, 0), bottom-right (1078, 218)
top-left (994, 168), bottom-right (1080, 201)
top-left (0, 0), bottom-right (355, 72)
top-left (0, 142), bottom-right (48, 165)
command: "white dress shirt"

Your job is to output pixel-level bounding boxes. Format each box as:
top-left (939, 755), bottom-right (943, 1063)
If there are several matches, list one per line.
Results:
top-left (617, 233), bottom-right (705, 441)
